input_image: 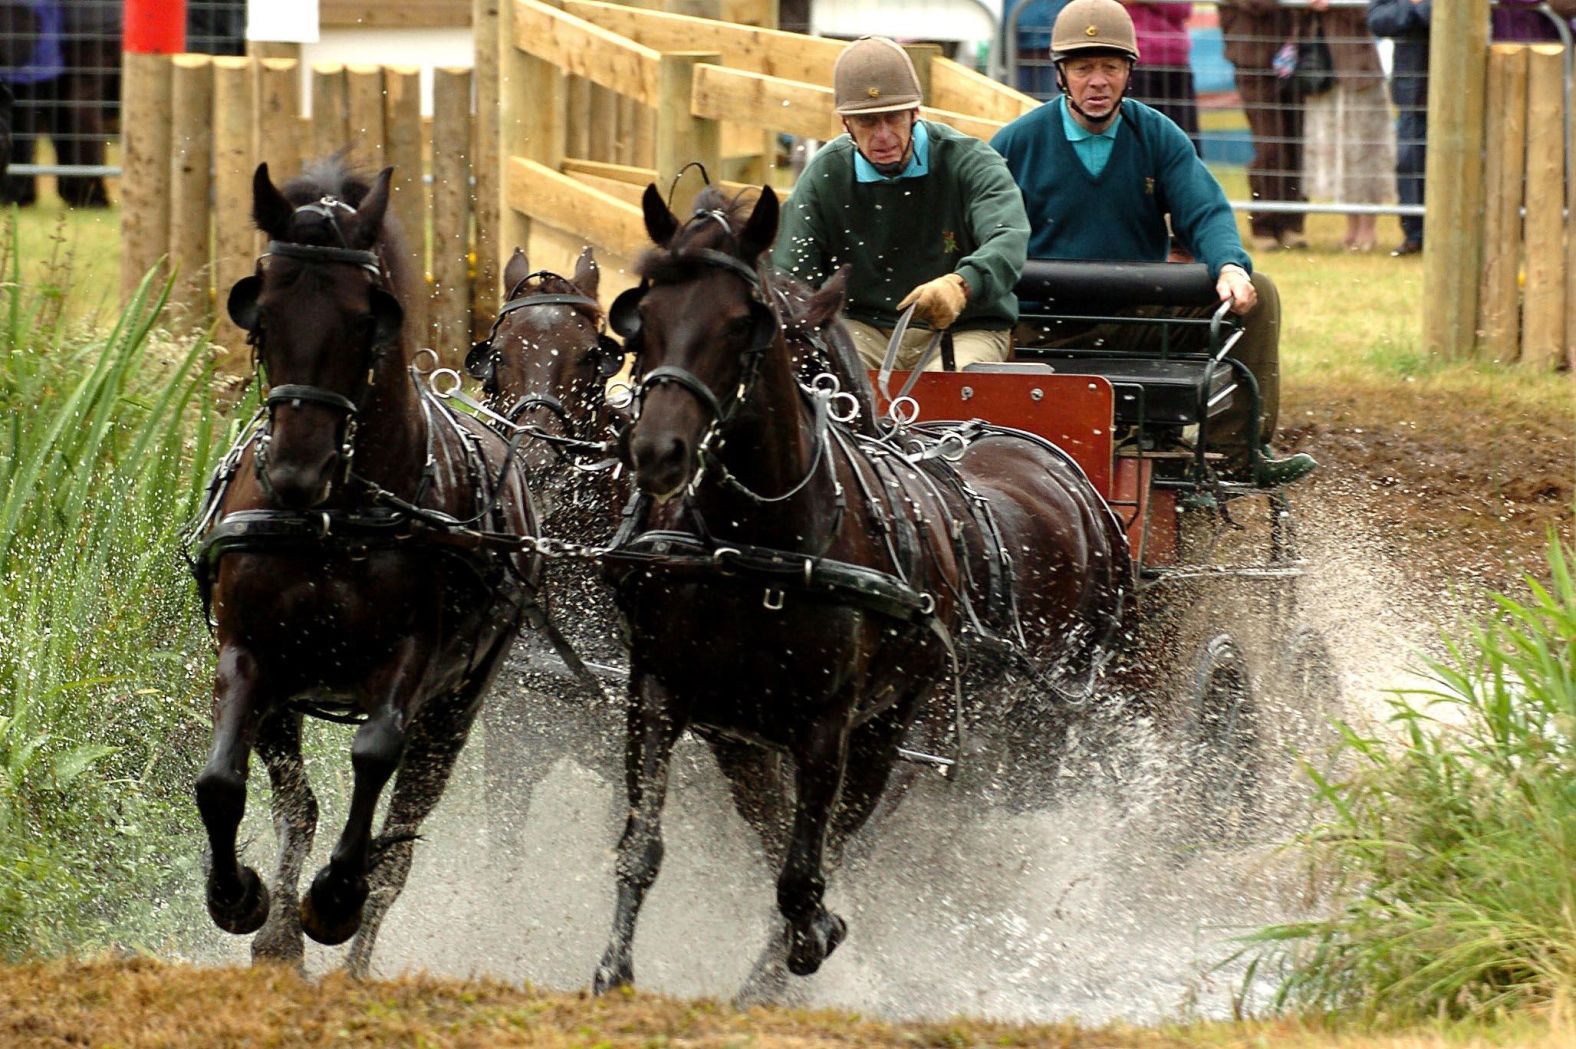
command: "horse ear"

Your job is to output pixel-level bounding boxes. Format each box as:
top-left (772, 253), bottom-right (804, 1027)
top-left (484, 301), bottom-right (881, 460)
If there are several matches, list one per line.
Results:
top-left (252, 163), bottom-right (293, 239)
top-left (503, 247), bottom-right (530, 297)
top-left (345, 166), bottom-right (394, 249)
top-left (738, 185), bottom-right (779, 263)
top-left (641, 183), bottom-right (679, 247)
top-left (803, 265), bottom-right (849, 329)
top-left (573, 246), bottom-right (600, 299)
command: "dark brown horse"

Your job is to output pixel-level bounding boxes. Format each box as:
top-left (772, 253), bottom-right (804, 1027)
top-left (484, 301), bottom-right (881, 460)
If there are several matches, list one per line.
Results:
top-left (189, 160), bottom-right (541, 976)
top-left (464, 246), bottom-right (629, 846)
top-left (594, 184), bottom-right (1131, 993)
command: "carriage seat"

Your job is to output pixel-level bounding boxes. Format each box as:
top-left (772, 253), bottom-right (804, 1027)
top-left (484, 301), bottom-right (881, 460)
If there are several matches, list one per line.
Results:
top-left (962, 358), bottom-right (1235, 426)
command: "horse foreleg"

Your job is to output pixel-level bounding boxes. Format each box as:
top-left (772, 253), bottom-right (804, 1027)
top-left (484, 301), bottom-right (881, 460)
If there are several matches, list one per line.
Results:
top-left (195, 644), bottom-right (272, 935)
top-left (251, 710), bottom-right (317, 967)
top-left (780, 718), bottom-right (852, 977)
top-left (345, 694), bottom-right (481, 978)
top-left (300, 644), bottom-right (423, 948)
top-left (593, 672), bottom-right (685, 994)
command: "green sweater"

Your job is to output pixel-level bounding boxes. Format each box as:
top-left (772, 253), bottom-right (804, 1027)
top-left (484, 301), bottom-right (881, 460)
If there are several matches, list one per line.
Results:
top-left (771, 121), bottom-right (1029, 331)
top-left (990, 98), bottom-right (1251, 279)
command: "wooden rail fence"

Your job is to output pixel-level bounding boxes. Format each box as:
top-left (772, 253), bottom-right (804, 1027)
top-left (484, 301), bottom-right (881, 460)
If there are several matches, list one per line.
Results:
top-left (119, 0), bottom-right (1034, 368)
top-left (1476, 43), bottom-right (1571, 368)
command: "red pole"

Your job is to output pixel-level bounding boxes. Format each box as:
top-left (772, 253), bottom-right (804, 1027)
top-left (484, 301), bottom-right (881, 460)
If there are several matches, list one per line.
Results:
top-left (124, 0), bottom-right (187, 55)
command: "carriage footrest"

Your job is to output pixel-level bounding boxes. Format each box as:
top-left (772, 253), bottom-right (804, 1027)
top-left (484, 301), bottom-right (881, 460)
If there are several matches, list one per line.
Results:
top-left (969, 358), bottom-right (1235, 426)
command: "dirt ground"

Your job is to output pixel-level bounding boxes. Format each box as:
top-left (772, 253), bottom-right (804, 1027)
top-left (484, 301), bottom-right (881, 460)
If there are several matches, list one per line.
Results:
top-left (1278, 378), bottom-right (1574, 606)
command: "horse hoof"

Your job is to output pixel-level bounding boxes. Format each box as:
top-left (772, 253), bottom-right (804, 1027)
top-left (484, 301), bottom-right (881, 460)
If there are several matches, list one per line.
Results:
top-left (207, 866), bottom-right (270, 936)
top-left (592, 951), bottom-right (632, 995)
top-left (299, 868), bottom-right (367, 946)
top-left (786, 912), bottom-right (847, 976)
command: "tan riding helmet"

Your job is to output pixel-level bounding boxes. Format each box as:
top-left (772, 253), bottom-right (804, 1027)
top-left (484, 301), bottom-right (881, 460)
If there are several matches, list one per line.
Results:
top-left (1051, 0), bottom-right (1140, 63)
top-left (833, 36), bottom-right (924, 115)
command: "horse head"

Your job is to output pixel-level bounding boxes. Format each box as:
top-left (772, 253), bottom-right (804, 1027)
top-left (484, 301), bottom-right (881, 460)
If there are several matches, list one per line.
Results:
top-left (618, 183), bottom-right (782, 501)
top-left (227, 161), bottom-right (406, 509)
top-left (469, 246), bottom-right (623, 497)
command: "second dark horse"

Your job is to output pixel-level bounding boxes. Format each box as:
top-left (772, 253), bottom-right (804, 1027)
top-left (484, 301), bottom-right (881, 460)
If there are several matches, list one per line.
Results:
top-left (594, 185), bottom-right (1131, 993)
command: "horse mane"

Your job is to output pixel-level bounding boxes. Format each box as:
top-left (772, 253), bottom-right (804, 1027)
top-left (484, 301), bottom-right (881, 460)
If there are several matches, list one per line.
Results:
top-left (270, 156), bottom-right (420, 318)
top-left (635, 185), bottom-right (879, 435)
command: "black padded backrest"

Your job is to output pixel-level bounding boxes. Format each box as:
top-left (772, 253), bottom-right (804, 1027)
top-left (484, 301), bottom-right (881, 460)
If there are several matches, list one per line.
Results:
top-left (1015, 260), bottom-right (1219, 312)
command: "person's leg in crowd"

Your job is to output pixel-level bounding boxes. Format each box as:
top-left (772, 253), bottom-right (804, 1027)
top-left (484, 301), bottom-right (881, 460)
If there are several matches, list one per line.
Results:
top-left (1234, 68), bottom-right (1306, 249)
top-left (1394, 103), bottom-right (1426, 253)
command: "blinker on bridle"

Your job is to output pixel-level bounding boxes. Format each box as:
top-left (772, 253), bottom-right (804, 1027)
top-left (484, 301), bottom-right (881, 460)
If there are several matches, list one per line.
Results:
top-left (465, 270), bottom-right (623, 388)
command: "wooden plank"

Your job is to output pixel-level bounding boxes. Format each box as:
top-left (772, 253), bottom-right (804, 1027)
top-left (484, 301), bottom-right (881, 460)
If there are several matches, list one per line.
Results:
top-left (1421, 0), bottom-right (1489, 357)
top-left (212, 56), bottom-right (257, 369)
top-left (322, 0), bottom-right (473, 27)
top-left (385, 65), bottom-right (427, 341)
top-left (432, 67), bottom-right (473, 368)
top-left (168, 54), bottom-right (214, 325)
top-left (588, 82), bottom-right (618, 163)
top-left (573, 170), bottom-right (648, 206)
top-left (563, 0), bottom-right (842, 84)
top-left (920, 105), bottom-right (1007, 144)
top-left (473, 0), bottom-right (501, 330)
top-left (311, 63), bottom-right (351, 163)
top-left (930, 57), bottom-right (1038, 124)
top-left (1520, 44), bottom-right (1565, 368)
top-left (690, 64), bottom-right (838, 139)
top-left (511, 0), bottom-right (661, 106)
top-left (1478, 45), bottom-right (1528, 363)
top-left (562, 158), bottom-right (656, 186)
top-left (507, 155), bottom-right (647, 258)
top-left (258, 58), bottom-right (302, 183)
top-left (657, 51), bottom-right (721, 215)
top-left (566, 75), bottom-right (591, 161)
top-left (347, 64), bottom-right (387, 170)
top-left (120, 52), bottom-right (173, 304)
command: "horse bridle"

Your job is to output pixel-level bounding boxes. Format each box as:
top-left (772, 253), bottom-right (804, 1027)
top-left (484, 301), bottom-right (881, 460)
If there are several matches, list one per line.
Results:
top-left (228, 201), bottom-right (401, 502)
top-left (609, 241), bottom-right (778, 433)
top-left (465, 272), bottom-right (624, 436)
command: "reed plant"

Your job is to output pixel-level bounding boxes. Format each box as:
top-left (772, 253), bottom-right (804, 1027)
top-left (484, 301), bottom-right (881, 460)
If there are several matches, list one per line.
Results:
top-left (1245, 534), bottom-right (1576, 1024)
top-left (0, 216), bottom-right (228, 958)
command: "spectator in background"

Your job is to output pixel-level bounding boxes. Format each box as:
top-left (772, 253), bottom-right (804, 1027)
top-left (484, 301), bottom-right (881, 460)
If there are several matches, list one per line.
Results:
top-left (1015, 0), bottom-right (1072, 98)
top-left (1365, 0), bottom-right (1427, 256)
top-left (0, 0), bottom-right (63, 206)
top-left (1303, 0), bottom-right (1392, 252)
top-left (1217, 0), bottom-right (1307, 252)
top-left (1366, 0), bottom-right (1576, 259)
top-left (1125, 2), bottom-right (1201, 154)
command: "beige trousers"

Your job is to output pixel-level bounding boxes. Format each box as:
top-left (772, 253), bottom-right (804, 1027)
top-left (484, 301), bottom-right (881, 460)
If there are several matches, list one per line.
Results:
top-left (844, 319), bottom-right (1013, 372)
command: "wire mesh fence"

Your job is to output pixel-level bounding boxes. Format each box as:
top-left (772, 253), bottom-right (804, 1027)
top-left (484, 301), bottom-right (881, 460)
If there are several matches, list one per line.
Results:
top-left (1003, 0), bottom-right (1573, 248)
top-left (0, 1), bottom-right (245, 206)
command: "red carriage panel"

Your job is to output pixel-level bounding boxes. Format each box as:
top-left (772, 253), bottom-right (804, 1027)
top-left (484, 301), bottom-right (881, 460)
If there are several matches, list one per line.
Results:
top-left (874, 371), bottom-right (1116, 496)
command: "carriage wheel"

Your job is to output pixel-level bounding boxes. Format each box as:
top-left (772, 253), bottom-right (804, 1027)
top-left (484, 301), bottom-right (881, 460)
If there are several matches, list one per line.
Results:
top-left (1275, 626), bottom-right (1343, 788)
top-left (1181, 633), bottom-right (1263, 844)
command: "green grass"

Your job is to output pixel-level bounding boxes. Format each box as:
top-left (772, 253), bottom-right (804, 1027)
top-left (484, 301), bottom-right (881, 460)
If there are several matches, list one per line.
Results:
top-left (0, 213), bottom-right (227, 958)
top-left (1241, 534), bottom-right (1576, 1025)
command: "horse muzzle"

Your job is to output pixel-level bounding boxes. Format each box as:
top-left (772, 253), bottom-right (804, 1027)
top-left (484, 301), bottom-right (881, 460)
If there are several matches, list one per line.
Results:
top-left (627, 428), bottom-right (695, 502)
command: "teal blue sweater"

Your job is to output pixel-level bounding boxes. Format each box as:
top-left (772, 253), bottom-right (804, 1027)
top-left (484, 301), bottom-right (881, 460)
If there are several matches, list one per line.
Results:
top-left (990, 98), bottom-right (1251, 278)
top-left (771, 121), bottom-right (1029, 331)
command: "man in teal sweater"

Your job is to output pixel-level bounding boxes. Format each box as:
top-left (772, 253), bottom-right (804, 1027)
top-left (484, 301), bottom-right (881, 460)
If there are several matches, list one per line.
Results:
top-left (771, 36), bottom-right (1030, 372)
top-left (990, 0), bottom-right (1314, 488)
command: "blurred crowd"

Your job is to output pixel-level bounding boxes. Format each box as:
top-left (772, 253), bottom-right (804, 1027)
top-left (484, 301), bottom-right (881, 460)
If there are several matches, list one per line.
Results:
top-left (0, 0), bottom-right (245, 207)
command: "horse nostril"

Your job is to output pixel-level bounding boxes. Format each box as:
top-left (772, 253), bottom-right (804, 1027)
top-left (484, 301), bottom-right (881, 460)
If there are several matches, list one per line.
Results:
top-left (629, 431), bottom-right (691, 496)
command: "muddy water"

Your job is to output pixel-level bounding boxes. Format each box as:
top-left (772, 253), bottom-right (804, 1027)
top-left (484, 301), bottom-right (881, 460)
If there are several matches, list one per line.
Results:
top-left (194, 502), bottom-right (1446, 1025)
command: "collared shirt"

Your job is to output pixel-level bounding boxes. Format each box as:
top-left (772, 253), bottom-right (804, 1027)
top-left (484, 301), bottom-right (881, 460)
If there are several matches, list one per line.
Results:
top-left (853, 119), bottom-right (931, 182)
top-left (1060, 98), bottom-right (1123, 177)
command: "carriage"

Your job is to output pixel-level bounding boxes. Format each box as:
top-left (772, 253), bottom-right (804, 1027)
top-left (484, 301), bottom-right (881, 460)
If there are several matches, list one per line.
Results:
top-left (886, 257), bottom-right (1337, 838)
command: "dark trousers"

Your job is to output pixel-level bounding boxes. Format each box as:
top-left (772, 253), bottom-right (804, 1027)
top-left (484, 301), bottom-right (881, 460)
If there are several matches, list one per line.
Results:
top-left (1234, 68), bottom-right (1306, 239)
top-left (1395, 105), bottom-right (1426, 245)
